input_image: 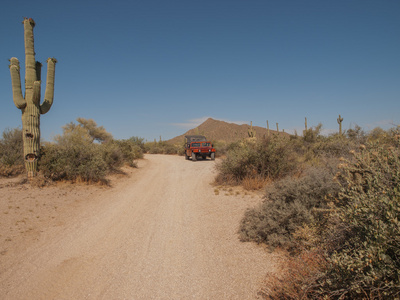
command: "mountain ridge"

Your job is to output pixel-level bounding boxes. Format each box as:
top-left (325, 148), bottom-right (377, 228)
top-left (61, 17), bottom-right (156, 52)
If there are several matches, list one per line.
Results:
top-left (167, 118), bottom-right (287, 144)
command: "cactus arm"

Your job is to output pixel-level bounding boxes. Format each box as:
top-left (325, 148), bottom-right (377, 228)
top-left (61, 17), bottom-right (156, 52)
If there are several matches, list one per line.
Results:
top-left (9, 57), bottom-right (26, 109)
top-left (32, 81), bottom-right (41, 105)
top-left (40, 58), bottom-right (57, 114)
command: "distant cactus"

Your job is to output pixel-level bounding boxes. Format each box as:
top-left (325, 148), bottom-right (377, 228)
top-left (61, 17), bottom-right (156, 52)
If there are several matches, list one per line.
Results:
top-left (248, 121), bottom-right (256, 138)
top-left (337, 114), bottom-right (344, 135)
top-left (276, 123), bottom-right (279, 132)
top-left (266, 120), bottom-right (270, 136)
top-left (305, 117), bottom-right (308, 131)
top-left (9, 18), bottom-right (57, 178)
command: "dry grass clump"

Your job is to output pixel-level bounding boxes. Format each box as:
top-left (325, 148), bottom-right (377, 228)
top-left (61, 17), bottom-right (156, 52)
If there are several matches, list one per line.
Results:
top-left (260, 249), bottom-right (328, 299)
top-left (242, 174), bottom-right (272, 190)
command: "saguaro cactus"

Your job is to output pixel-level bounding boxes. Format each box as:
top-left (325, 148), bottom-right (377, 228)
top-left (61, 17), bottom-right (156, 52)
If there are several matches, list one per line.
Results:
top-left (248, 121), bottom-right (256, 138)
top-left (337, 114), bottom-right (343, 136)
top-left (9, 18), bottom-right (57, 178)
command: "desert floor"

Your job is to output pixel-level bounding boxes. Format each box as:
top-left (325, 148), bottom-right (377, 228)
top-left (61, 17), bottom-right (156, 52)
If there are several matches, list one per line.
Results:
top-left (0, 154), bottom-right (277, 299)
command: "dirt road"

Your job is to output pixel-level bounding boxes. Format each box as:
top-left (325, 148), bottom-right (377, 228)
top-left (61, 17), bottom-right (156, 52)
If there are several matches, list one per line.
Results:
top-left (0, 154), bottom-right (276, 299)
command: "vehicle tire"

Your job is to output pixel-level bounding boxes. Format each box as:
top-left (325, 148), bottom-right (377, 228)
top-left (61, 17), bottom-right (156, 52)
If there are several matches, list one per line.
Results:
top-left (211, 152), bottom-right (215, 160)
top-left (192, 152), bottom-right (197, 161)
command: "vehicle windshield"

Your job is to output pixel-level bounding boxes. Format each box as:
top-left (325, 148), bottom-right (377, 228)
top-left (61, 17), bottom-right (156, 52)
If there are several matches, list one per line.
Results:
top-left (191, 142), bottom-right (211, 147)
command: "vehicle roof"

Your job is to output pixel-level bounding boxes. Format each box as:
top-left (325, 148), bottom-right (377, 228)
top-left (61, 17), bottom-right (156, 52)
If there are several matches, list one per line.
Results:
top-left (185, 135), bottom-right (207, 142)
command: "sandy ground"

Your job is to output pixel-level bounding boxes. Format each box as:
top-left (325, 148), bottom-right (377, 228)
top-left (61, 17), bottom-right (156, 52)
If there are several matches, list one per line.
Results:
top-left (0, 154), bottom-right (277, 299)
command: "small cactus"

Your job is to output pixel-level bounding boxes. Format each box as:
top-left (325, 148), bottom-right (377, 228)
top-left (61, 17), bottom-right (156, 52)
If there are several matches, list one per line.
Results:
top-left (9, 18), bottom-right (57, 178)
top-left (248, 121), bottom-right (256, 138)
top-left (305, 117), bottom-right (308, 131)
top-left (266, 120), bottom-right (270, 136)
top-left (276, 123), bottom-right (279, 132)
top-left (337, 114), bottom-right (344, 135)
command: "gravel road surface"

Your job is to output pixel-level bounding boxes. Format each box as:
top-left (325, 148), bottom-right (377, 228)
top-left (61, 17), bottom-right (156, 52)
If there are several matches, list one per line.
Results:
top-left (0, 154), bottom-right (276, 299)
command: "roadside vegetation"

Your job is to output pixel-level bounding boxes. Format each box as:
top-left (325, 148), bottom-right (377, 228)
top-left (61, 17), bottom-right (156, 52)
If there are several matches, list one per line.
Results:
top-left (0, 118), bottom-right (144, 183)
top-left (0, 128), bottom-right (24, 176)
top-left (144, 138), bottom-right (184, 155)
top-left (216, 124), bottom-right (400, 299)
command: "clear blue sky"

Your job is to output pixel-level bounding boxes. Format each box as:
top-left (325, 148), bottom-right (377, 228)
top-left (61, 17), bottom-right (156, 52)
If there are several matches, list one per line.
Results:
top-left (1, 0), bottom-right (399, 141)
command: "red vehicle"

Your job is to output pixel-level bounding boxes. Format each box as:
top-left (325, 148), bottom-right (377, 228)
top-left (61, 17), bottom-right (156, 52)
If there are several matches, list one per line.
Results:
top-left (184, 135), bottom-right (216, 161)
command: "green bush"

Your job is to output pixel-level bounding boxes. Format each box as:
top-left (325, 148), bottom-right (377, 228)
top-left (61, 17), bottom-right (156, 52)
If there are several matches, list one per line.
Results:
top-left (320, 144), bottom-right (400, 299)
top-left (0, 128), bottom-right (24, 176)
top-left (104, 139), bottom-right (143, 168)
top-left (212, 140), bottom-right (229, 156)
top-left (40, 142), bottom-right (109, 182)
top-left (215, 135), bottom-right (297, 185)
top-left (127, 136), bottom-right (146, 152)
top-left (239, 167), bottom-right (340, 250)
top-left (145, 140), bottom-right (184, 155)
top-left (39, 120), bottom-right (143, 182)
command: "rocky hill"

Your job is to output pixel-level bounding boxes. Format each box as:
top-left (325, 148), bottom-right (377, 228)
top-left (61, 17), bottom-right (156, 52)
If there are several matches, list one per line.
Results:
top-left (167, 118), bottom-right (287, 144)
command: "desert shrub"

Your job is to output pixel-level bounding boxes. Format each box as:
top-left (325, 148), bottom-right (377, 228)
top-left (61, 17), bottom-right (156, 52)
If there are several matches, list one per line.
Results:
top-left (367, 125), bottom-right (400, 147)
top-left (104, 139), bottom-right (143, 168)
top-left (212, 140), bottom-right (229, 156)
top-left (387, 125), bottom-right (400, 147)
top-left (39, 119), bottom-right (143, 182)
top-left (234, 126), bottom-right (400, 299)
top-left (127, 136), bottom-right (146, 152)
top-left (346, 124), bottom-right (367, 143)
top-left (40, 142), bottom-right (108, 182)
top-left (64, 118), bottom-right (113, 143)
top-left (260, 249), bottom-right (328, 300)
top-left (300, 135), bottom-right (359, 169)
top-left (303, 123), bottom-right (323, 143)
top-left (145, 140), bottom-right (184, 155)
top-left (215, 135), bottom-right (297, 185)
top-left (0, 128), bottom-right (24, 176)
top-left (0, 128), bottom-right (24, 166)
top-left (319, 143), bottom-right (400, 299)
top-left (239, 167), bottom-right (340, 250)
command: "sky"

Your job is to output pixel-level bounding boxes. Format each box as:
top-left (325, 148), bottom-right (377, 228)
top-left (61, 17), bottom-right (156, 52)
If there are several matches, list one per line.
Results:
top-left (1, 0), bottom-right (399, 142)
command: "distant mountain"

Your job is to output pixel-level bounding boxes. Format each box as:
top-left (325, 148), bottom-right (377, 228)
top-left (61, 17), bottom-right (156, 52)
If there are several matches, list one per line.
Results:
top-left (167, 118), bottom-right (287, 144)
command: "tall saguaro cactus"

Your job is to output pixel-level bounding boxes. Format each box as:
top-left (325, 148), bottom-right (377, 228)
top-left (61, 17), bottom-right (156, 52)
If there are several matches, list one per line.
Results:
top-left (337, 114), bottom-right (343, 136)
top-left (248, 121), bottom-right (256, 138)
top-left (9, 18), bottom-right (57, 178)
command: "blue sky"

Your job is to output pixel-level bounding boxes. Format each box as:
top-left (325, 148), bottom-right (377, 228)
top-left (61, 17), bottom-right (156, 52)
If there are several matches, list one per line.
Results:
top-left (1, 0), bottom-right (399, 142)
